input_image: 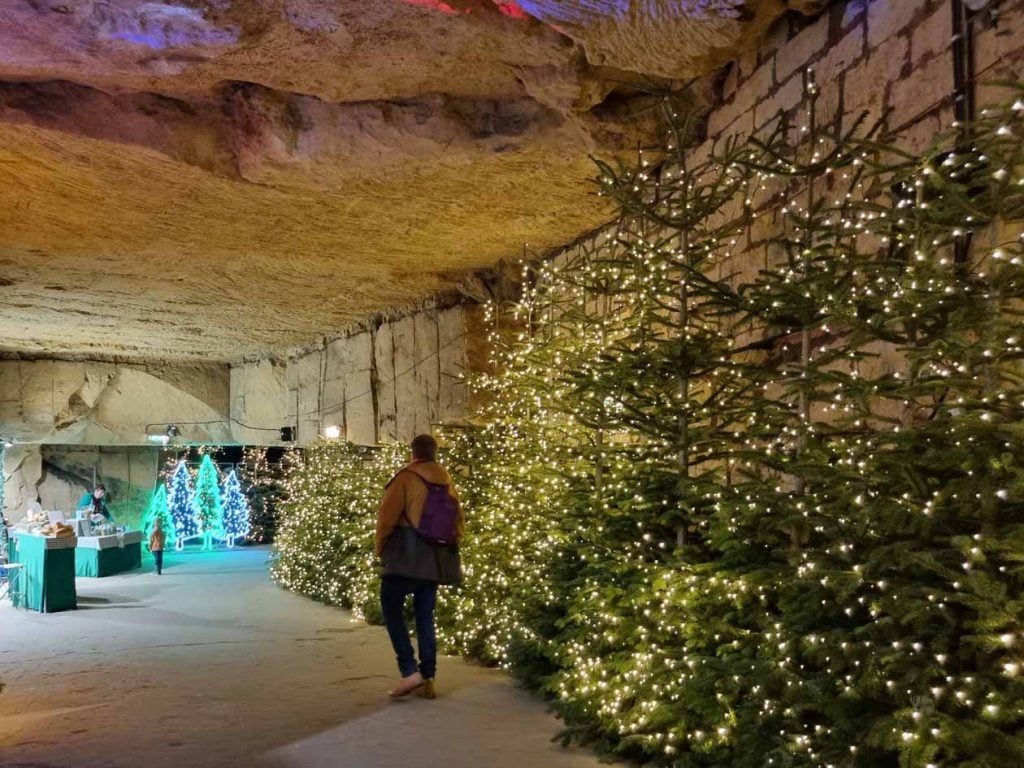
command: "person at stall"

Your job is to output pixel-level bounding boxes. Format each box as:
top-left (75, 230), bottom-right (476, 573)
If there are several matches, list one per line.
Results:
top-left (77, 483), bottom-right (113, 522)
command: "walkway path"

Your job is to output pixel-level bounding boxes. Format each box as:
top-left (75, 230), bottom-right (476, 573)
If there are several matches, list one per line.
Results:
top-left (0, 547), bottom-right (603, 768)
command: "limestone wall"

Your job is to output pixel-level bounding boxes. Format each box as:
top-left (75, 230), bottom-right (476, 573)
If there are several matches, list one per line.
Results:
top-left (710, 0), bottom-right (1022, 153)
top-left (0, 359), bottom-right (232, 446)
top-left (3, 444), bottom-right (159, 527)
top-left (1, 302), bottom-right (486, 513)
top-left (0, 359), bottom-right (231, 517)
top-left (552, 0), bottom-right (1024, 292)
top-left (230, 303), bottom-right (485, 447)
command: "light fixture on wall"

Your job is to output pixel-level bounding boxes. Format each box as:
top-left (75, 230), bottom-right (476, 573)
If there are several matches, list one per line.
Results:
top-left (0, 436), bottom-right (12, 448)
top-left (144, 424), bottom-right (179, 445)
top-left (280, 426), bottom-right (295, 442)
top-left (324, 425), bottom-right (342, 440)
top-left (963, 0), bottom-right (992, 10)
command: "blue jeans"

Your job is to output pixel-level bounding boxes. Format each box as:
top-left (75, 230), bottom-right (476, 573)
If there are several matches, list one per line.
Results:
top-left (380, 575), bottom-right (438, 679)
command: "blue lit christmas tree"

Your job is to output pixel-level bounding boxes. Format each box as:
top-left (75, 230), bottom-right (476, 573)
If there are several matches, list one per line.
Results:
top-left (167, 460), bottom-right (198, 550)
top-left (220, 470), bottom-right (250, 548)
top-left (192, 454), bottom-right (224, 551)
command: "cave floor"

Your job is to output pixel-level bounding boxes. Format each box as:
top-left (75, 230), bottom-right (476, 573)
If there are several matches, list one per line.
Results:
top-left (0, 547), bottom-right (603, 768)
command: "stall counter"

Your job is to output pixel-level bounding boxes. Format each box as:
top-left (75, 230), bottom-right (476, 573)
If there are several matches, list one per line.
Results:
top-left (10, 532), bottom-right (78, 612)
top-left (75, 531), bottom-right (143, 577)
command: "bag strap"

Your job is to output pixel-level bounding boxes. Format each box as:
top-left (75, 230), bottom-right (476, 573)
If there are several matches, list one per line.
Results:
top-left (398, 467), bottom-right (449, 490)
top-left (388, 468), bottom-right (454, 540)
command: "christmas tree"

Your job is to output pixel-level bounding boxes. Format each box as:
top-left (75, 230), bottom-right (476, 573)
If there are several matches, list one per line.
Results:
top-left (753, 88), bottom-right (1024, 767)
top-left (434, 276), bottom-right (600, 666)
top-left (167, 460), bottom-right (198, 550)
top-left (192, 454), bottom-right (224, 551)
top-left (143, 483), bottom-right (176, 544)
top-left (267, 82), bottom-right (1024, 767)
top-left (220, 470), bottom-right (250, 548)
top-left (271, 441), bottom-right (404, 619)
top-left (237, 447), bottom-right (287, 543)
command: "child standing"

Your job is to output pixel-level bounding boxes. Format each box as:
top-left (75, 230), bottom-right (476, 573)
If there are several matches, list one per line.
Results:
top-left (149, 518), bottom-right (166, 575)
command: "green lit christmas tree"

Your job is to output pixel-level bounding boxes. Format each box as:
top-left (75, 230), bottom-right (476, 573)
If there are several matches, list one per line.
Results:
top-left (761, 87), bottom-right (1024, 768)
top-left (435, 276), bottom-right (601, 666)
top-left (192, 454), bottom-right (224, 551)
top-left (143, 483), bottom-right (176, 545)
top-left (238, 447), bottom-right (287, 544)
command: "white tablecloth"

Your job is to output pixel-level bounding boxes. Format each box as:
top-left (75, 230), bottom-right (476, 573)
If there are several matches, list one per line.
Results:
top-left (76, 531), bottom-right (143, 550)
top-left (12, 532), bottom-right (78, 550)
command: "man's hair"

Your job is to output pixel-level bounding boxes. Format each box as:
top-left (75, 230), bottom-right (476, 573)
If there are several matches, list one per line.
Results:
top-left (95, 483), bottom-right (106, 491)
top-left (410, 434), bottom-right (438, 462)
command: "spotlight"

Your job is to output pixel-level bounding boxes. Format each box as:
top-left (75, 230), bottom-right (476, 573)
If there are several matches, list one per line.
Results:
top-left (1, 436), bottom-right (12, 448)
top-left (280, 426), bottom-right (295, 442)
top-left (324, 425), bottom-right (341, 440)
top-left (166, 424), bottom-right (179, 438)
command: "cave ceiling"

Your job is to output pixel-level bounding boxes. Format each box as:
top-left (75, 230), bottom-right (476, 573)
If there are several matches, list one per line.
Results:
top-left (0, 0), bottom-right (800, 362)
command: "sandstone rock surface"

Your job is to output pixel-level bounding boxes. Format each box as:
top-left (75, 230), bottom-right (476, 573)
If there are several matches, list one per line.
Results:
top-left (0, 0), bottom-right (797, 362)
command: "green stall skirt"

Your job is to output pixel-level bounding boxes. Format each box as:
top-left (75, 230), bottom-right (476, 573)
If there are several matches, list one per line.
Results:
top-left (10, 535), bottom-right (77, 613)
top-left (75, 543), bottom-right (143, 578)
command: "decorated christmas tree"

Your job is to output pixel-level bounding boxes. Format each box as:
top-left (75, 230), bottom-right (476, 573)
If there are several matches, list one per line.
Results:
top-left (220, 470), bottom-right (250, 548)
top-left (271, 441), bottom-right (404, 619)
top-left (434, 277), bottom-right (600, 666)
top-left (192, 454), bottom-right (224, 551)
top-left (752, 87), bottom-right (1024, 767)
top-left (167, 460), bottom-right (198, 550)
top-left (143, 483), bottom-right (176, 544)
top-left (267, 81), bottom-right (1024, 767)
top-left (237, 447), bottom-right (287, 543)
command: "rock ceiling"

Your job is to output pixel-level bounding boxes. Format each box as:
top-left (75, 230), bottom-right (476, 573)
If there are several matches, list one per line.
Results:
top-left (0, 0), bottom-right (801, 362)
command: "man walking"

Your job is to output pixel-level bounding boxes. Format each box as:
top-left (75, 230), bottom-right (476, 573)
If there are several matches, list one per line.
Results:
top-left (376, 434), bottom-right (463, 699)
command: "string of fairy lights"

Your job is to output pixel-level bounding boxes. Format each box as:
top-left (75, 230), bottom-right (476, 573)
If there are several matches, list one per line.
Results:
top-left (270, 74), bottom-right (1024, 767)
top-left (145, 456), bottom-right (251, 551)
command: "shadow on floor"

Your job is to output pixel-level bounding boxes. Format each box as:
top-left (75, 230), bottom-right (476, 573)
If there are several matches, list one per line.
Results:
top-left (260, 682), bottom-right (604, 768)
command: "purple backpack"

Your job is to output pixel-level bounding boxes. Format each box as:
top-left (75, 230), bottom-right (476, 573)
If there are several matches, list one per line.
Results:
top-left (403, 471), bottom-right (460, 545)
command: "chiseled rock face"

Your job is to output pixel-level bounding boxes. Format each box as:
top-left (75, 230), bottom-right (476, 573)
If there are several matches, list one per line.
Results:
top-left (0, 0), bottom-right (794, 362)
top-left (516, 0), bottom-right (787, 76)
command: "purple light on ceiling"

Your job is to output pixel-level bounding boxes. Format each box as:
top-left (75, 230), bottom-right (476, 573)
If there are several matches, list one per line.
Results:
top-left (107, 31), bottom-right (171, 49)
top-left (513, 0), bottom-right (743, 25)
top-left (100, 4), bottom-right (238, 49)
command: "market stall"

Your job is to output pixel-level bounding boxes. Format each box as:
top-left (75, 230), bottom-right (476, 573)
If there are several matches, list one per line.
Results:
top-left (9, 532), bottom-right (78, 612)
top-left (75, 531), bottom-right (143, 577)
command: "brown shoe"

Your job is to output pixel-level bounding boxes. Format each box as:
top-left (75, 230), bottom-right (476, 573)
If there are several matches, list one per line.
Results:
top-left (417, 678), bottom-right (436, 699)
top-left (388, 672), bottom-right (424, 698)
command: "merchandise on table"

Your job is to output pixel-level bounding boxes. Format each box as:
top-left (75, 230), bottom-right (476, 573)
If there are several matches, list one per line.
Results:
top-left (39, 522), bottom-right (75, 537)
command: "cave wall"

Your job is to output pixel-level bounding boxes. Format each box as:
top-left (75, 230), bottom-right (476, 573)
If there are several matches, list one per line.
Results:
top-left (1, 302), bottom-right (488, 516)
top-left (0, 359), bottom-right (232, 445)
top-left (231, 303), bottom-right (487, 446)
top-left (2, 444), bottom-right (159, 528)
top-left (0, 359), bottom-right (230, 518)
top-left (552, 0), bottom-right (1024, 302)
top-left (702, 0), bottom-right (1022, 159)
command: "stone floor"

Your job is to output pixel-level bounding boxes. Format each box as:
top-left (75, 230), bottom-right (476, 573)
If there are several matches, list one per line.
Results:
top-left (0, 547), bottom-right (603, 768)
